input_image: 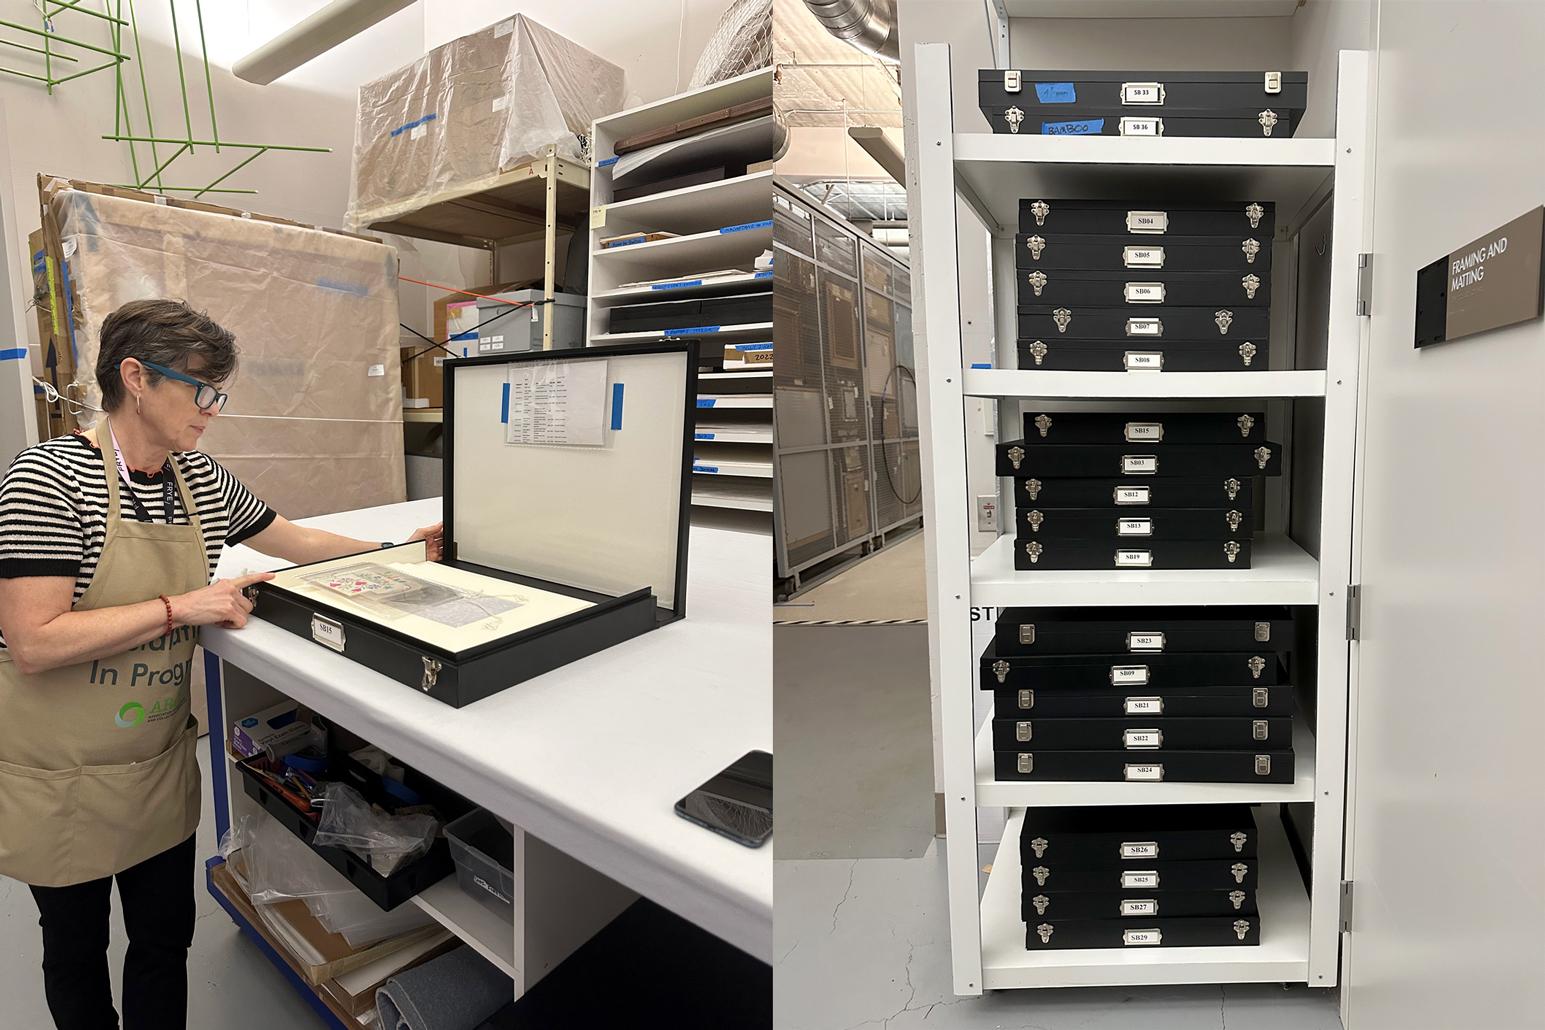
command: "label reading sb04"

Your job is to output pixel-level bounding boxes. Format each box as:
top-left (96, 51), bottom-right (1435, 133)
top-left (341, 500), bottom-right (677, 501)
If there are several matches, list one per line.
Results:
top-left (1126, 211), bottom-right (1168, 234)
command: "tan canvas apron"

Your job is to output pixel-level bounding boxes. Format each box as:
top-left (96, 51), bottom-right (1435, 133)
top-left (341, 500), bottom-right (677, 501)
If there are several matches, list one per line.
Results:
top-left (0, 419), bottom-right (205, 886)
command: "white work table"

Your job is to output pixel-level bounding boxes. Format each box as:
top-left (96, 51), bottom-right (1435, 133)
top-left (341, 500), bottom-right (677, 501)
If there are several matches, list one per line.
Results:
top-left (205, 498), bottom-right (771, 962)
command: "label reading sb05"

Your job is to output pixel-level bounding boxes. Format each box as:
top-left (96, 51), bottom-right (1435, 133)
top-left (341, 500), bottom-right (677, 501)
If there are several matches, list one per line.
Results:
top-left (1124, 928), bottom-right (1163, 946)
top-left (1124, 247), bottom-right (1164, 268)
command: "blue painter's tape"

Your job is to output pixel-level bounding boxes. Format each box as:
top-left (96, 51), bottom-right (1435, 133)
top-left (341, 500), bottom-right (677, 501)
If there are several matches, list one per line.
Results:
top-left (462, 347), bottom-right (469, 357)
top-left (734, 343), bottom-right (773, 351)
top-left (695, 432), bottom-right (715, 440)
top-left (665, 325), bottom-right (719, 336)
top-left (753, 270), bottom-right (773, 279)
top-left (1035, 81), bottom-right (1077, 103)
top-left (605, 237), bottom-right (647, 248)
top-left (315, 277), bottom-right (368, 296)
top-left (500, 382), bottom-right (510, 423)
top-left (61, 259), bottom-right (79, 367)
top-left (693, 465), bottom-right (719, 474)
top-left (597, 155), bottom-right (619, 167)
top-left (697, 398), bottom-right (716, 408)
top-left (719, 219), bottom-right (773, 235)
top-left (611, 383), bottom-right (624, 430)
top-left (1043, 118), bottom-right (1104, 135)
top-left (652, 279), bottom-right (703, 290)
top-left (0, 347), bottom-right (26, 362)
top-left (970, 362), bottom-right (992, 369)
top-left (450, 330), bottom-right (478, 341)
top-left (389, 112), bottom-right (437, 138)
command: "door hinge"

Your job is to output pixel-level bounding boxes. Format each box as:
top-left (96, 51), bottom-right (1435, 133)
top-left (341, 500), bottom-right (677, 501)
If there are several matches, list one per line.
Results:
top-left (1340, 880), bottom-right (1354, 931)
top-left (1356, 253), bottom-right (1373, 316)
top-left (1345, 584), bottom-right (1361, 641)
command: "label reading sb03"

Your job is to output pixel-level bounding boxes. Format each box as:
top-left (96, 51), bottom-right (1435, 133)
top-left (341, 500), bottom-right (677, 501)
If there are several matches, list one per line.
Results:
top-left (1122, 455), bottom-right (1158, 474)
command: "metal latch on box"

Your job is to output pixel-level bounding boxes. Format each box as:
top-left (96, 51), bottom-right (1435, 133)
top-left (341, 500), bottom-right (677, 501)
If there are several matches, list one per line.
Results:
top-left (1004, 69), bottom-right (1022, 93)
top-left (420, 657), bottom-right (442, 693)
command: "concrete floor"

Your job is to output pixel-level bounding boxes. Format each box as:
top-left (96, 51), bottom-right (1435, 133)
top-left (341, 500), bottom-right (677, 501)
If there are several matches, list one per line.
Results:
top-left (776, 531), bottom-right (927, 624)
top-left (0, 743), bottom-right (325, 1029)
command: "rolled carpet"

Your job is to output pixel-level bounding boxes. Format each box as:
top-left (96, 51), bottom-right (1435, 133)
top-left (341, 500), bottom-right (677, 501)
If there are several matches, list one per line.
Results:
top-left (377, 945), bottom-right (511, 1030)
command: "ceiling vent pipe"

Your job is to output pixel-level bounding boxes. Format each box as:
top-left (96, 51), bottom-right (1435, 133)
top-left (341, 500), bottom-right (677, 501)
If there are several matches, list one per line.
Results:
top-left (801, 0), bottom-right (901, 63)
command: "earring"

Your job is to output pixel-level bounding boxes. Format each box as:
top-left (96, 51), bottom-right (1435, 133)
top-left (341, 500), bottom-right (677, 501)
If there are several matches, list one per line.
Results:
top-left (135, 395), bottom-right (141, 414)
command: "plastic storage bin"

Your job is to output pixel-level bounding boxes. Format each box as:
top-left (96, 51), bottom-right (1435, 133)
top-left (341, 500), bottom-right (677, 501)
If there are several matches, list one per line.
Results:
top-left (446, 808), bottom-right (517, 919)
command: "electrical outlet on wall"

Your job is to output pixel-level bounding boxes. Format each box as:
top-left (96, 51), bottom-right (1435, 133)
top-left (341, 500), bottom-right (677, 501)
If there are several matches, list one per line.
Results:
top-left (976, 495), bottom-right (998, 533)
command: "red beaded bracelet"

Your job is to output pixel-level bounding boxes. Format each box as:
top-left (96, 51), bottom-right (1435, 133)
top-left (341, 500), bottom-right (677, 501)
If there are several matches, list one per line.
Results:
top-left (157, 594), bottom-right (174, 637)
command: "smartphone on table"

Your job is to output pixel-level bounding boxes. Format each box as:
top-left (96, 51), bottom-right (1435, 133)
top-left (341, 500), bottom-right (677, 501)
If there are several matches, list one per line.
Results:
top-left (675, 750), bottom-right (773, 848)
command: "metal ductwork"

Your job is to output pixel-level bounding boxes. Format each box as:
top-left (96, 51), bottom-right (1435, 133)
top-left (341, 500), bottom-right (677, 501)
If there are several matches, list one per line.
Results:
top-left (801, 0), bottom-right (900, 63)
top-left (234, 0), bottom-right (416, 85)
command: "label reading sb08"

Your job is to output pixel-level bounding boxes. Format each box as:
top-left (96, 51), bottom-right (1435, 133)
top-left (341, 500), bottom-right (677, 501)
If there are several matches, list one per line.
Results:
top-left (1125, 351), bottom-right (1164, 371)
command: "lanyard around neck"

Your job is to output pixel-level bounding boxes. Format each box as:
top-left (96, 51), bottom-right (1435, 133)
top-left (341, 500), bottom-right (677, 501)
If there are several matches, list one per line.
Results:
top-left (107, 421), bottom-right (178, 525)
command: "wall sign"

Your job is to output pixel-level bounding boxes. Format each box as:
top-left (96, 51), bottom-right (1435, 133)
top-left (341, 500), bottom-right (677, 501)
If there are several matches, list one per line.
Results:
top-left (1415, 207), bottom-right (1545, 347)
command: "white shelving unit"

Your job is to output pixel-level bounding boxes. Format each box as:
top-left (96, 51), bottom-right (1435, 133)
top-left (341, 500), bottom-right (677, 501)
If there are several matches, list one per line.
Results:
top-left (912, 45), bottom-right (1373, 995)
top-left (587, 68), bottom-right (774, 516)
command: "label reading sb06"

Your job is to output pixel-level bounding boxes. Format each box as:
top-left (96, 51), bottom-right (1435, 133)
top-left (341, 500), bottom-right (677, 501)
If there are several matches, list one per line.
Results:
top-left (1125, 282), bottom-right (1165, 303)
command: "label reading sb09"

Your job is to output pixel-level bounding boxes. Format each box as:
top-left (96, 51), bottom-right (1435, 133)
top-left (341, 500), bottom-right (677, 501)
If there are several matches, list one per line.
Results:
top-left (1111, 665), bottom-right (1150, 685)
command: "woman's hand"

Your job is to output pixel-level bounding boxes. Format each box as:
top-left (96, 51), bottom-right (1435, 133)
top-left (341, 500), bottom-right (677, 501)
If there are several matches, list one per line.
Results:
top-left (407, 522), bottom-right (444, 561)
top-left (170, 572), bottom-right (275, 629)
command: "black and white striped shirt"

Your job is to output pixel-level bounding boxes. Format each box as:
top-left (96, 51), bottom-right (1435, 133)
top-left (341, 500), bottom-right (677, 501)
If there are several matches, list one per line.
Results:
top-left (0, 434), bottom-right (275, 650)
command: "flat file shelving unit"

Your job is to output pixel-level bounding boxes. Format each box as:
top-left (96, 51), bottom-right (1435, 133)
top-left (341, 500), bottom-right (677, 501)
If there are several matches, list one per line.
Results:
top-left (911, 45), bottom-right (1372, 994)
top-left (586, 67), bottom-right (774, 515)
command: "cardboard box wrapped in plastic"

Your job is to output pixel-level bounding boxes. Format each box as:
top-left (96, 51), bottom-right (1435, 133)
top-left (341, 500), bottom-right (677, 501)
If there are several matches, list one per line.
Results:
top-left (346, 15), bottom-right (624, 232)
top-left (38, 175), bottom-right (406, 520)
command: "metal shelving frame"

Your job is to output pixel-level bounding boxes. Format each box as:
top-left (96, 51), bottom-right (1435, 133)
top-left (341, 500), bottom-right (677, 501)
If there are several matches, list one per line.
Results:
top-left (773, 181), bottom-right (920, 592)
top-left (911, 44), bottom-right (1373, 995)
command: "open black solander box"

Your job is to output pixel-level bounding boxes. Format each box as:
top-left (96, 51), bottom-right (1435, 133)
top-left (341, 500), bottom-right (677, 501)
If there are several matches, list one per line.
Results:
top-left (252, 342), bottom-right (698, 707)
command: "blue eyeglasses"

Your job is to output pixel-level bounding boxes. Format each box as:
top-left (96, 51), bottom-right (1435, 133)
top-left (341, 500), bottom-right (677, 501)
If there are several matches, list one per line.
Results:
top-left (125, 359), bottom-right (229, 412)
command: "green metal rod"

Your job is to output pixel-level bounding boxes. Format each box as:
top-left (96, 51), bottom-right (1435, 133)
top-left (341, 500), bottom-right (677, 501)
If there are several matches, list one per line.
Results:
top-left (165, 0), bottom-right (193, 153)
top-left (41, 7), bottom-right (51, 94)
top-left (193, 0), bottom-right (217, 151)
top-left (137, 141), bottom-right (188, 189)
top-left (111, 0), bottom-right (140, 184)
top-left (125, 0), bottom-right (161, 190)
top-left (0, 65), bottom-right (52, 84)
top-left (0, 18), bottom-right (129, 59)
top-left (0, 36), bottom-right (78, 60)
top-left (51, 58), bottom-right (124, 86)
top-left (102, 134), bottom-right (330, 153)
top-left (44, 0), bottom-right (128, 25)
top-left (196, 147), bottom-right (265, 198)
top-left (109, 185), bottom-right (257, 194)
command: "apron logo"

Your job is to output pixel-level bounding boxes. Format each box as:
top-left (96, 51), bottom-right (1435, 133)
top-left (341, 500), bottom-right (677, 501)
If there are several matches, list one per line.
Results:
top-left (115, 701), bottom-right (146, 728)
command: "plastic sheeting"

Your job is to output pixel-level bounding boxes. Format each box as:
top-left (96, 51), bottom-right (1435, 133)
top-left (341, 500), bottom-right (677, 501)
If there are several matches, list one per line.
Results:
top-left (41, 177), bottom-right (406, 520)
top-left (346, 15), bottom-right (624, 231)
top-left (690, 0), bottom-right (772, 89)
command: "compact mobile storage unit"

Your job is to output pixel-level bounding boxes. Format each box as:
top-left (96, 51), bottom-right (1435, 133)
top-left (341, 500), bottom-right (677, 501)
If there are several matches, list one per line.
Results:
top-left (254, 344), bottom-right (696, 707)
top-left (912, 44), bottom-right (1371, 995)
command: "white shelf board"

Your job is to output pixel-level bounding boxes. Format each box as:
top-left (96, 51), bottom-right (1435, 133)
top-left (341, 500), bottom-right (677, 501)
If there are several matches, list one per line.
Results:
top-left (975, 721), bottom-right (1316, 808)
top-left (700, 369), bottom-right (773, 380)
top-left (951, 133), bottom-right (1335, 231)
top-left (592, 271), bottom-right (772, 306)
top-left (592, 223), bottom-right (771, 277)
top-left (695, 426), bottom-right (774, 445)
top-left (970, 533), bottom-right (1320, 607)
top-left (597, 171), bottom-right (774, 235)
top-left (591, 322), bottom-right (773, 344)
top-left (692, 480), bottom-right (774, 512)
top-left (699, 394), bottom-right (773, 410)
top-left (1003, 0), bottom-right (1301, 14)
top-left (693, 460), bottom-right (773, 479)
top-left (402, 408), bottom-right (443, 423)
top-left (962, 368), bottom-right (1327, 399)
top-left (593, 67), bottom-right (772, 144)
top-left (979, 808), bottom-right (1310, 989)
top-left (411, 877), bottom-right (517, 980)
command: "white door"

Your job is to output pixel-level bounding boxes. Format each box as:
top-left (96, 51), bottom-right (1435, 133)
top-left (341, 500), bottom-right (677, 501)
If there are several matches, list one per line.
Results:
top-left (1345, 3), bottom-right (1545, 1028)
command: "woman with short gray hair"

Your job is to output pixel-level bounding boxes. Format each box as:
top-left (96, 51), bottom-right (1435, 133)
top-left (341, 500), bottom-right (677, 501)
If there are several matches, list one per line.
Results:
top-left (0, 298), bottom-right (441, 1030)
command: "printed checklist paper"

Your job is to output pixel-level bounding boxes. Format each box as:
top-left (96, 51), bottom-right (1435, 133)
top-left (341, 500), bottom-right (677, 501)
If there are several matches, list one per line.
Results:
top-left (505, 359), bottom-right (609, 447)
